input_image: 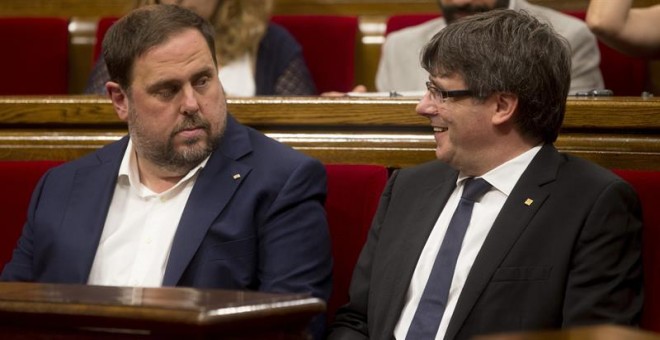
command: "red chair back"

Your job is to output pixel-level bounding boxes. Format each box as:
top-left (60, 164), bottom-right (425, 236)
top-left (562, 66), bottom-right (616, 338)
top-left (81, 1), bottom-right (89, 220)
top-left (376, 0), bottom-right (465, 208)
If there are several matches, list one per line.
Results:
top-left (271, 15), bottom-right (358, 94)
top-left (1, 161), bottom-right (64, 269)
top-left (93, 17), bottom-right (119, 63)
top-left (613, 169), bottom-right (660, 332)
top-left (324, 164), bottom-right (388, 323)
top-left (0, 18), bottom-right (69, 95)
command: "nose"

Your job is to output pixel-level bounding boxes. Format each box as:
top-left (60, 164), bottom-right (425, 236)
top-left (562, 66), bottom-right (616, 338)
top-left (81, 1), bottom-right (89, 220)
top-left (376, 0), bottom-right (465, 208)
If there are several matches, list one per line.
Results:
top-left (180, 84), bottom-right (200, 115)
top-left (416, 91), bottom-right (439, 118)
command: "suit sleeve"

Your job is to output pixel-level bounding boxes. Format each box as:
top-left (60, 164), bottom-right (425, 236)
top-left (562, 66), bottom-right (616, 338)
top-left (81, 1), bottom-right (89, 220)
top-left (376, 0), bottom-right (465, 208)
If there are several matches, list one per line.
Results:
top-left (563, 178), bottom-right (643, 325)
top-left (328, 170), bottom-right (399, 339)
top-left (256, 157), bottom-right (332, 340)
top-left (257, 157), bottom-right (332, 297)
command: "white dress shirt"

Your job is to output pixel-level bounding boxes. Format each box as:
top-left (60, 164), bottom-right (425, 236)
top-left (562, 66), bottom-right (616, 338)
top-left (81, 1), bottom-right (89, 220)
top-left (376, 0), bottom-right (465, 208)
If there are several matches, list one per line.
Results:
top-left (87, 140), bottom-right (208, 287)
top-left (394, 145), bottom-right (542, 339)
top-left (219, 52), bottom-right (256, 97)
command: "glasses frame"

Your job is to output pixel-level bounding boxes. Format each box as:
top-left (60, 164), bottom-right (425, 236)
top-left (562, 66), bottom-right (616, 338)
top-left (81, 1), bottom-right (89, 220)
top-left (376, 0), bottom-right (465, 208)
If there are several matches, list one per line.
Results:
top-left (425, 81), bottom-right (474, 103)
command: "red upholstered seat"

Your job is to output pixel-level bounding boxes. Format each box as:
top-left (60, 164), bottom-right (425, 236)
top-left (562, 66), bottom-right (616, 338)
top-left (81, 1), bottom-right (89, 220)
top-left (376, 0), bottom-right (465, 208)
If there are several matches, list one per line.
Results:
top-left (385, 14), bottom-right (439, 36)
top-left (1, 161), bottom-right (63, 269)
top-left (385, 12), bottom-right (650, 97)
top-left (271, 15), bottom-right (358, 94)
top-left (613, 169), bottom-right (660, 332)
top-left (0, 18), bottom-right (69, 95)
top-left (92, 17), bottom-right (119, 63)
top-left (324, 164), bottom-right (388, 323)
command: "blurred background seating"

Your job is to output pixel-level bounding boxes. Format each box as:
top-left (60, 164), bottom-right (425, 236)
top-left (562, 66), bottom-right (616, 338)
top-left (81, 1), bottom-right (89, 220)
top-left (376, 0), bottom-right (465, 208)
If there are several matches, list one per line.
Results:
top-left (0, 17), bottom-right (69, 95)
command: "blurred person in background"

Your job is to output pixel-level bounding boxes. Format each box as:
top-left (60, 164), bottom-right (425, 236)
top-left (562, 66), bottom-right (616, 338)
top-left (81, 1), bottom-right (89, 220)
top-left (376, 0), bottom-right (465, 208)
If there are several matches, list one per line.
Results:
top-left (376, 0), bottom-right (604, 95)
top-left (86, 0), bottom-right (316, 96)
top-left (587, 0), bottom-right (660, 57)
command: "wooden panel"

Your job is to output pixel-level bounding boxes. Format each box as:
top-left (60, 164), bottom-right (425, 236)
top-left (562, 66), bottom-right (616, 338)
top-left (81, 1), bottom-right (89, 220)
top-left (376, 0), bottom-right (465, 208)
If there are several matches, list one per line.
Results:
top-left (0, 96), bottom-right (659, 170)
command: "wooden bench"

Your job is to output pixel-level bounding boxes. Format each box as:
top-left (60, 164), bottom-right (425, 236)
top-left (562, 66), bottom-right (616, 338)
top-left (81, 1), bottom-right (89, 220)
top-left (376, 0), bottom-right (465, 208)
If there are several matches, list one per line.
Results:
top-left (0, 96), bottom-right (659, 169)
top-left (1, 95), bottom-right (659, 330)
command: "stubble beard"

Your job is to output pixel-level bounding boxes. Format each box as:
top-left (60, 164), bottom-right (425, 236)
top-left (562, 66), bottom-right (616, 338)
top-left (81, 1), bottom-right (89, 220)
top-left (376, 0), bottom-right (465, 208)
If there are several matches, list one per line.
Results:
top-left (128, 107), bottom-right (223, 175)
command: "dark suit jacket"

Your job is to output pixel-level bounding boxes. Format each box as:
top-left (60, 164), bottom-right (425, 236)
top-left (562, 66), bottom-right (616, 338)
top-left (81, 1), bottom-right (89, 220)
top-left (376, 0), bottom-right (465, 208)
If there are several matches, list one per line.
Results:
top-left (329, 144), bottom-right (643, 340)
top-left (1, 114), bottom-right (332, 302)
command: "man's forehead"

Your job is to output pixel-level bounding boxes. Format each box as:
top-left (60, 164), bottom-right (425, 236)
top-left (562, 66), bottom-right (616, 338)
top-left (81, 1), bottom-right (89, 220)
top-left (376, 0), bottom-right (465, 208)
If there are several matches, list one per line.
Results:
top-left (429, 72), bottom-right (466, 85)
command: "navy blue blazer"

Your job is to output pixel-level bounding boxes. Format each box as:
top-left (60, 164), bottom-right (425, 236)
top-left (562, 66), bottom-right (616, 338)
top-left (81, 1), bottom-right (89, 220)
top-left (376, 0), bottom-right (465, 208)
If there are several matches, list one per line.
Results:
top-left (1, 114), bottom-right (332, 304)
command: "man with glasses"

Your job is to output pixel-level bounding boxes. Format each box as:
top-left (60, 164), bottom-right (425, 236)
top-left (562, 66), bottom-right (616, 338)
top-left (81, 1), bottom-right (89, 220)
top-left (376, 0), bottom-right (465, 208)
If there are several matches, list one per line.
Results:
top-left (329, 9), bottom-right (642, 340)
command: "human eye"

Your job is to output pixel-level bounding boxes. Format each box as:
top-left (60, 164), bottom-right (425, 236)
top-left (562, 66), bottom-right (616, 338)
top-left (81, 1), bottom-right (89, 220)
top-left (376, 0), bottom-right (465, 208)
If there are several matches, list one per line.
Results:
top-left (147, 79), bottom-right (182, 100)
top-left (194, 76), bottom-right (210, 88)
top-left (153, 85), bottom-right (180, 100)
top-left (425, 81), bottom-right (440, 98)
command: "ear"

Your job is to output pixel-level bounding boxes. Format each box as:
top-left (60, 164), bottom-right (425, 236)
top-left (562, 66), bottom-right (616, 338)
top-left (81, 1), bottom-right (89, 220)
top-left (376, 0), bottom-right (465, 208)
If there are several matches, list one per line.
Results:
top-left (491, 92), bottom-right (518, 126)
top-left (106, 81), bottom-right (129, 122)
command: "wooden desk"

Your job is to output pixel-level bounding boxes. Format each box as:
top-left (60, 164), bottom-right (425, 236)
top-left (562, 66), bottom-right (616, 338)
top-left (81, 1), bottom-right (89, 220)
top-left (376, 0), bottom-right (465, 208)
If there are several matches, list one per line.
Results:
top-left (0, 282), bottom-right (324, 339)
top-left (474, 325), bottom-right (660, 340)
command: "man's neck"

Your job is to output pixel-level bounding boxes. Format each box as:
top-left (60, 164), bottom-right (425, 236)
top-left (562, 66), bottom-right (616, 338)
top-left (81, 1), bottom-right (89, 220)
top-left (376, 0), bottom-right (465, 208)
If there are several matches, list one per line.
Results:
top-left (135, 154), bottom-right (189, 194)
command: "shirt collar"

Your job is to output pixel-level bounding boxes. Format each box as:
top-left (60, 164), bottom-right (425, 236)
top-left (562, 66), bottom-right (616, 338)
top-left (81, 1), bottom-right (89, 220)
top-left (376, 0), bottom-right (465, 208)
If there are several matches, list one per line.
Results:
top-left (457, 144), bottom-right (542, 196)
top-left (118, 139), bottom-right (210, 197)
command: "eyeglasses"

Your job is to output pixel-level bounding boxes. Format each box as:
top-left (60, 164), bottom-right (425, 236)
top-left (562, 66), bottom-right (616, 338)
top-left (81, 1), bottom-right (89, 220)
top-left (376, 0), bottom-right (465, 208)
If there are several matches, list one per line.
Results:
top-left (425, 81), bottom-right (473, 103)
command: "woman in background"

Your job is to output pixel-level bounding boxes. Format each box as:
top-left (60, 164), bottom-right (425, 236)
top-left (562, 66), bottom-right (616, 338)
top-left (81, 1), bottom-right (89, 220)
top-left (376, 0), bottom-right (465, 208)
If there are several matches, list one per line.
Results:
top-left (85, 0), bottom-right (316, 96)
top-left (587, 0), bottom-right (660, 57)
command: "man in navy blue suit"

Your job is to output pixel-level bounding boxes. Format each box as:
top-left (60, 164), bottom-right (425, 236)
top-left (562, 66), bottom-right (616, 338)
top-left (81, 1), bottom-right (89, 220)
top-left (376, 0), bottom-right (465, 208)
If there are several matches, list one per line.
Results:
top-left (1, 4), bottom-right (332, 335)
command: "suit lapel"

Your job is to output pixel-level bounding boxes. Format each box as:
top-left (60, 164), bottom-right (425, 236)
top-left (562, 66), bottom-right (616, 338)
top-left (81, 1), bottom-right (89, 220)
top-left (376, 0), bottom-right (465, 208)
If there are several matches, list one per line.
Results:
top-left (445, 145), bottom-right (562, 339)
top-left (377, 164), bottom-right (458, 334)
top-left (60, 138), bottom-right (126, 282)
top-left (163, 115), bottom-right (252, 286)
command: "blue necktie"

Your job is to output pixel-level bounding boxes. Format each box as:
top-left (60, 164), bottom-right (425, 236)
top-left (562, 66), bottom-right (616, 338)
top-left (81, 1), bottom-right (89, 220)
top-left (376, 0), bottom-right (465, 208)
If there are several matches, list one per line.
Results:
top-left (406, 177), bottom-right (492, 339)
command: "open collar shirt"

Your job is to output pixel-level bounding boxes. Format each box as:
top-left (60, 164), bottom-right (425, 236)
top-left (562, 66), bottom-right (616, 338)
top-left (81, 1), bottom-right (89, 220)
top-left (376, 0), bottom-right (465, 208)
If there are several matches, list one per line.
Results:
top-left (394, 145), bottom-right (542, 339)
top-left (87, 139), bottom-right (209, 287)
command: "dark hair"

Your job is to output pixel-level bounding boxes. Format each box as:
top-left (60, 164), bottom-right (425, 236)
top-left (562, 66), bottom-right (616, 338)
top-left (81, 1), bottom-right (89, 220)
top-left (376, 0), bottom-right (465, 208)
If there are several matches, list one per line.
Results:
top-left (102, 4), bottom-right (217, 90)
top-left (421, 9), bottom-right (571, 143)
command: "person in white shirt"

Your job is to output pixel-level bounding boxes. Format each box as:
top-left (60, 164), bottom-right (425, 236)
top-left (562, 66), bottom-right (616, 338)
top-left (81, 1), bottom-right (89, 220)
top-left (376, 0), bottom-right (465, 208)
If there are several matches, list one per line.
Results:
top-left (85, 0), bottom-right (316, 96)
top-left (377, 0), bottom-right (604, 95)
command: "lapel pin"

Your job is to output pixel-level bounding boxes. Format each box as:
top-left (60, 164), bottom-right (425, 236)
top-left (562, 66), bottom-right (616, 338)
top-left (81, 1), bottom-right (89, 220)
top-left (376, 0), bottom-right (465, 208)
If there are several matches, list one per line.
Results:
top-left (524, 198), bottom-right (534, 206)
top-left (232, 174), bottom-right (241, 180)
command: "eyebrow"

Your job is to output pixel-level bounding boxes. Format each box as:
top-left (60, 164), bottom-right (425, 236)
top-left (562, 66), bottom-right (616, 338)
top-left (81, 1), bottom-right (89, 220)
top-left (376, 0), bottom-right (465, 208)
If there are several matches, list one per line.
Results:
top-left (191, 67), bottom-right (215, 81)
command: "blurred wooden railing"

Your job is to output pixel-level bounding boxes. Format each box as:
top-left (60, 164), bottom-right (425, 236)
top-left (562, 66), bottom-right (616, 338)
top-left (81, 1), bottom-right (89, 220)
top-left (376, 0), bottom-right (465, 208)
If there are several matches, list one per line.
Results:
top-left (0, 96), bottom-right (659, 170)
